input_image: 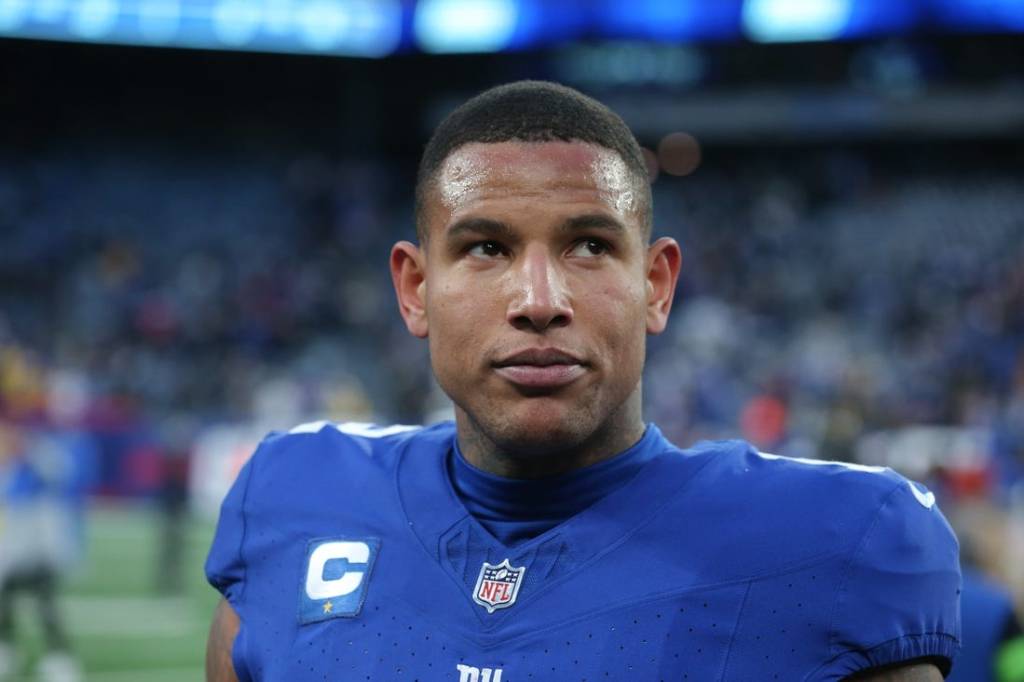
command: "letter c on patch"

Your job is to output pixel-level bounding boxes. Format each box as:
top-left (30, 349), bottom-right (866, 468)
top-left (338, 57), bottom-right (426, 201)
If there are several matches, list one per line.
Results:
top-left (305, 541), bottom-right (369, 600)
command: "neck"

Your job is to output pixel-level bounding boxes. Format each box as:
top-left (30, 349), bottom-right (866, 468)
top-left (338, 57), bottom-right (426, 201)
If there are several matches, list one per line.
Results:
top-left (454, 388), bottom-right (646, 479)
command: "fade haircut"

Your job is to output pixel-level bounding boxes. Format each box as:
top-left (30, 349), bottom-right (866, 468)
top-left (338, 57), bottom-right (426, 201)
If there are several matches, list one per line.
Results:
top-left (414, 80), bottom-right (652, 243)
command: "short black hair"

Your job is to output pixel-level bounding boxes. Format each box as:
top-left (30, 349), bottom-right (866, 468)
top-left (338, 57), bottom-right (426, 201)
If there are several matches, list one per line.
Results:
top-left (415, 80), bottom-right (652, 242)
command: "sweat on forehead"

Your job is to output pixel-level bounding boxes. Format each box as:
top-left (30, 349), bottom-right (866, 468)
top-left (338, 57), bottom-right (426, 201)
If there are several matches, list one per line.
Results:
top-left (439, 141), bottom-right (641, 214)
top-left (417, 140), bottom-right (652, 243)
top-left (413, 80), bottom-right (653, 242)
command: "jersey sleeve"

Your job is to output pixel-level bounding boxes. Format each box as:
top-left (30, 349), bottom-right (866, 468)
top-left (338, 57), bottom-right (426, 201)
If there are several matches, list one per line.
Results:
top-left (823, 477), bottom-right (962, 678)
top-left (202, 422), bottom-right (416, 603)
top-left (204, 446), bottom-right (257, 607)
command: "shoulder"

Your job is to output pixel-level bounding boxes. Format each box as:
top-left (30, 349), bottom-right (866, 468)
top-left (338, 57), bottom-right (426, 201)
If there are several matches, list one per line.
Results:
top-left (683, 439), bottom-right (929, 522)
top-left (249, 419), bottom-right (453, 473)
top-left (205, 420), bottom-right (456, 599)
top-left (238, 420), bottom-right (455, 509)
top-left (655, 436), bottom-right (961, 676)
top-left (673, 439), bottom-right (958, 571)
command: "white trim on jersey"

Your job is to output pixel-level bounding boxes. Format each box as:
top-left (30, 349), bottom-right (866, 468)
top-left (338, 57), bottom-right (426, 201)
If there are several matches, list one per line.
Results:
top-left (755, 450), bottom-right (887, 474)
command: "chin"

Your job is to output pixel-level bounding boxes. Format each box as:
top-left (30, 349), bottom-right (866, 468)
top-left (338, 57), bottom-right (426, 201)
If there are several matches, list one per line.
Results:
top-left (482, 400), bottom-right (596, 456)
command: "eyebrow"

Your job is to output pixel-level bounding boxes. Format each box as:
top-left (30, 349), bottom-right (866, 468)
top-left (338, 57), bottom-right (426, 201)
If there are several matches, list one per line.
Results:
top-left (444, 213), bottom-right (626, 244)
top-left (445, 217), bottom-right (517, 243)
top-left (560, 213), bottom-right (626, 235)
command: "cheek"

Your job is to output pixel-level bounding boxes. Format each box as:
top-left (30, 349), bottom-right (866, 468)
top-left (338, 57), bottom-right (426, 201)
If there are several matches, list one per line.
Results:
top-left (588, 277), bottom-right (648, 356)
top-left (602, 270), bottom-right (648, 322)
top-left (427, 280), bottom-right (488, 363)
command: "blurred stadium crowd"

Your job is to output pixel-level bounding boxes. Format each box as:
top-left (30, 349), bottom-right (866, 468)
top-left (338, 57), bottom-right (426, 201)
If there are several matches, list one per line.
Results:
top-left (1, 142), bottom-right (1022, 473)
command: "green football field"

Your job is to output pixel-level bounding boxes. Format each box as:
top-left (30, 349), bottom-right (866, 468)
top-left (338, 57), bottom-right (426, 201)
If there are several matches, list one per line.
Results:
top-left (8, 503), bottom-right (218, 681)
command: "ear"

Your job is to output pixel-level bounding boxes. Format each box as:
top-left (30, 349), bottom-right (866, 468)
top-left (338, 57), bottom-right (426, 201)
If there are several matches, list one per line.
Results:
top-left (390, 241), bottom-right (429, 338)
top-left (645, 237), bottom-right (682, 335)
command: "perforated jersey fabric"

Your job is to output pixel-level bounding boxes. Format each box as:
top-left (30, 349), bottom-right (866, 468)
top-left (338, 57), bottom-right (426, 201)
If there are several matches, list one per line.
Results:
top-left (206, 421), bottom-right (961, 681)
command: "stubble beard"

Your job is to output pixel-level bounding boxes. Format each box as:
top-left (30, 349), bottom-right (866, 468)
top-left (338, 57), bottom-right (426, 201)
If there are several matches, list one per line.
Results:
top-left (447, 380), bottom-right (645, 479)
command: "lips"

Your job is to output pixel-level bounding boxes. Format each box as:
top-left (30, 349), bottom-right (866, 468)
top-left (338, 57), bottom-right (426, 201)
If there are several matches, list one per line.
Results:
top-left (493, 348), bottom-right (583, 367)
top-left (492, 348), bottom-right (587, 389)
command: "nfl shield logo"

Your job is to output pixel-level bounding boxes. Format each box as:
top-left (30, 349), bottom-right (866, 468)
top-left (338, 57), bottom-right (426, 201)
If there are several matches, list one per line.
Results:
top-left (472, 559), bottom-right (526, 613)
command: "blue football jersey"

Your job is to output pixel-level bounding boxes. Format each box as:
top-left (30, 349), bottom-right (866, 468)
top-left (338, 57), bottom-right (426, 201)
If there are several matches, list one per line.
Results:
top-left (206, 421), bottom-right (961, 681)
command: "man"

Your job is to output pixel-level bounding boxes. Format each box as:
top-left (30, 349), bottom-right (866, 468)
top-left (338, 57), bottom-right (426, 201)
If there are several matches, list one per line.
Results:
top-left (206, 81), bottom-right (960, 681)
top-left (0, 421), bottom-right (83, 682)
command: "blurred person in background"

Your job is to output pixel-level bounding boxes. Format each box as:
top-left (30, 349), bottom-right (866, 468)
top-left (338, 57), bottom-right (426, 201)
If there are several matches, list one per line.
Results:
top-left (952, 565), bottom-right (1024, 682)
top-left (154, 414), bottom-right (195, 595)
top-left (0, 419), bottom-right (82, 682)
top-left (859, 439), bottom-right (1024, 682)
top-left (205, 81), bottom-right (959, 682)
top-left (934, 467), bottom-right (1024, 682)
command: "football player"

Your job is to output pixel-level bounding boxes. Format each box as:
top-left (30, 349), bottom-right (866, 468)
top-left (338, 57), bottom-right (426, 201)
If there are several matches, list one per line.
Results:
top-left (206, 81), bottom-right (960, 681)
top-left (0, 421), bottom-right (83, 682)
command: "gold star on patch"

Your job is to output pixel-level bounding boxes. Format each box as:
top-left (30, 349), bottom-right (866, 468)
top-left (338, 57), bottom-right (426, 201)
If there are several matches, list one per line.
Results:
top-left (322, 601), bottom-right (333, 614)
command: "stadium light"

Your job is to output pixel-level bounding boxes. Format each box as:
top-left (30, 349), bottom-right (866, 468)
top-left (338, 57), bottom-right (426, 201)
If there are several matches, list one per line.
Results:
top-left (264, 0), bottom-right (291, 35)
top-left (212, 0), bottom-right (261, 47)
top-left (1, 0), bottom-right (1021, 58)
top-left (334, 0), bottom-right (403, 58)
top-left (295, 0), bottom-right (350, 51)
top-left (35, 0), bottom-right (69, 22)
top-left (414, 0), bottom-right (519, 53)
top-left (137, 0), bottom-right (179, 44)
top-left (0, 0), bottom-right (30, 31)
top-left (70, 0), bottom-right (119, 40)
top-left (0, 0), bottom-right (400, 57)
top-left (742, 0), bottom-right (852, 42)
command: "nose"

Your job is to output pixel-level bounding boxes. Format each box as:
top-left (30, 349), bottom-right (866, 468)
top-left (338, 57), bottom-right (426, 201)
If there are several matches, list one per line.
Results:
top-left (506, 245), bottom-right (573, 331)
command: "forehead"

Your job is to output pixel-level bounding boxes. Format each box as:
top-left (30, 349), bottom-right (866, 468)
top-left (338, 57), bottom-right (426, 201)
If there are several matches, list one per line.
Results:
top-left (429, 140), bottom-right (641, 226)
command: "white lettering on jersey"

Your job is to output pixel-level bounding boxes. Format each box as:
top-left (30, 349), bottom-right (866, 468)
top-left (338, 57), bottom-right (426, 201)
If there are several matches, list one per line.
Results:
top-left (334, 422), bottom-right (420, 438)
top-left (456, 664), bottom-right (503, 682)
top-left (305, 541), bottom-right (370, 600)
top-left (908, 481), bottom-right (936, 509)
top-left (288, 421), bottom-right (420, 438)
top-left (290, 420), bottom-right (331, 434)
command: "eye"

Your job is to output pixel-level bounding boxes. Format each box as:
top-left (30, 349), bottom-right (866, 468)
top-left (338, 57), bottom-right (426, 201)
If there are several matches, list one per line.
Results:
top-left (467, 240), bottom-right (506, 258)
top-left (568, 238), bottom-right (610, 258)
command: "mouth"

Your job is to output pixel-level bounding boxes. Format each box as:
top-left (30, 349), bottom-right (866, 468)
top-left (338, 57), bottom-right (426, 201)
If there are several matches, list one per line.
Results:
top-left (492, 349), bottom-right (587, 390)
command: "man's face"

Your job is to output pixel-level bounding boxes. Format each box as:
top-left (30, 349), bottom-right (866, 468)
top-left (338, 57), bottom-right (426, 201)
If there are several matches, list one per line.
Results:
top-left (394, 140), bottom-right (677, 455)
